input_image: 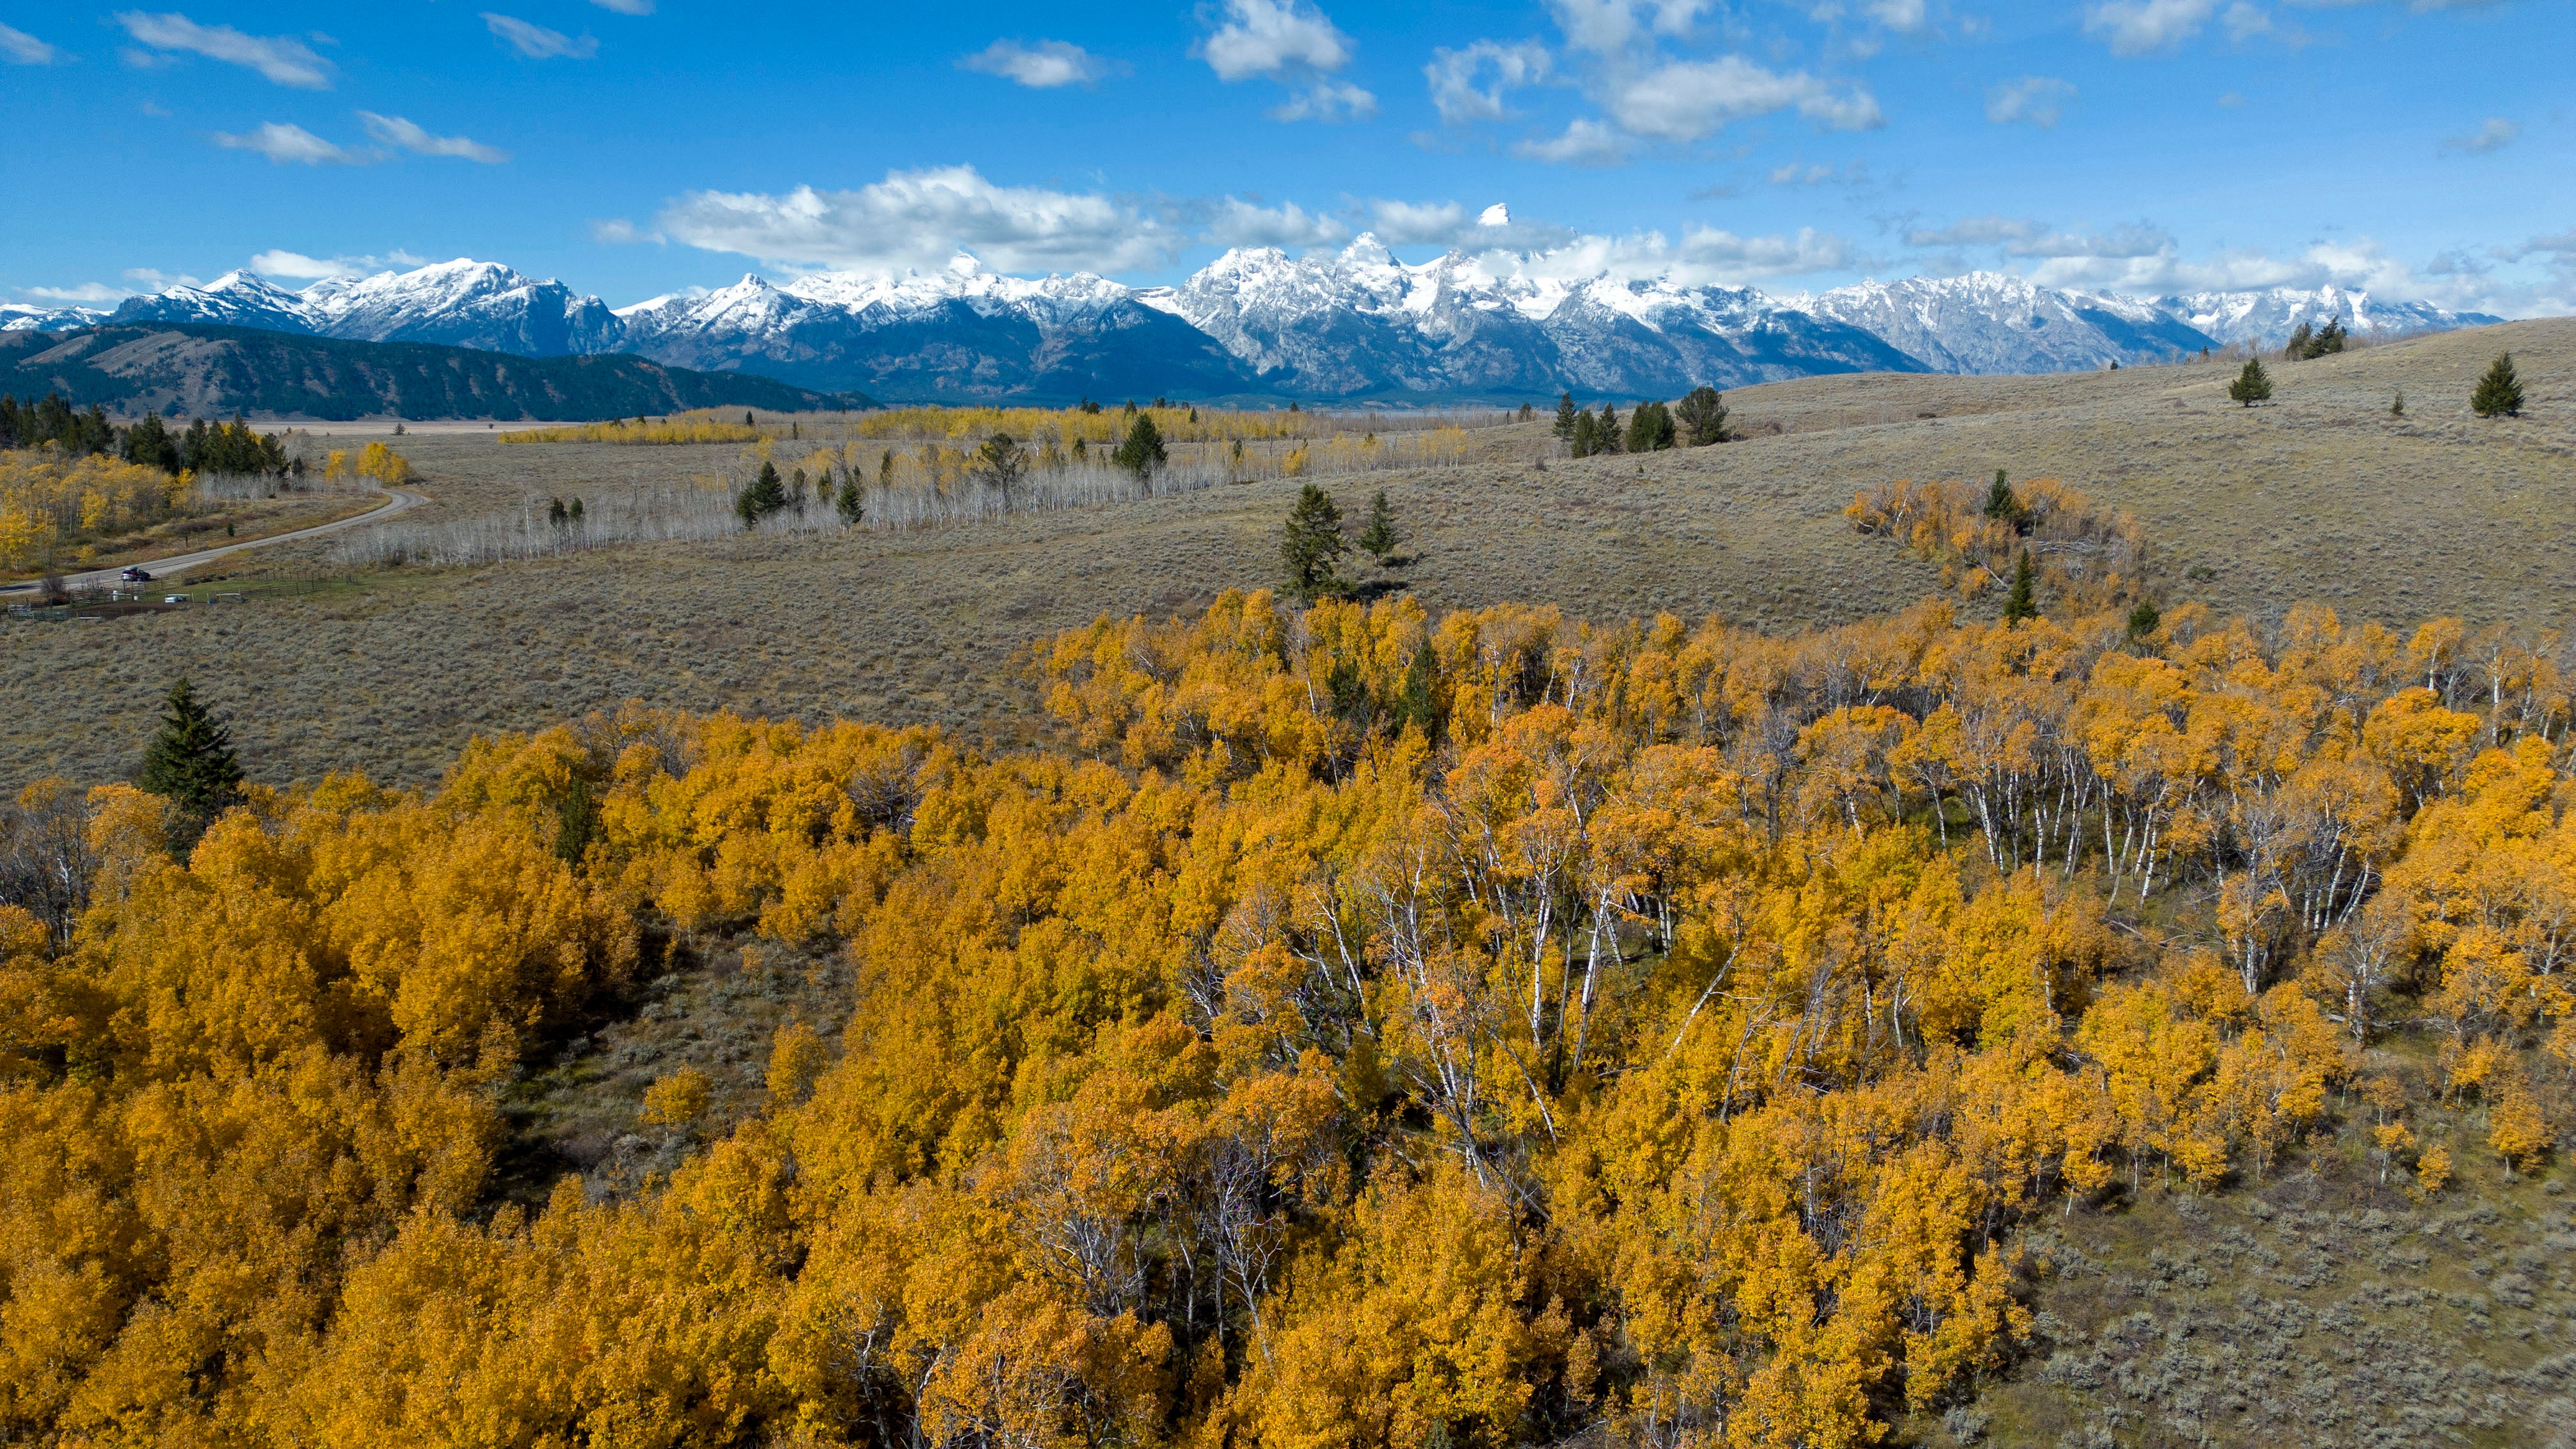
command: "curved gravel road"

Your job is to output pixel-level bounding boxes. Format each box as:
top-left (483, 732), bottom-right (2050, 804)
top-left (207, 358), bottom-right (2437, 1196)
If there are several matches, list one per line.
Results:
top-left (2, 484), bottom-right (427, 594)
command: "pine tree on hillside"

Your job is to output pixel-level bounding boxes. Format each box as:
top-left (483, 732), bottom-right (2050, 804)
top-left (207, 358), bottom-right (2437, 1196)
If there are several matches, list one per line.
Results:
top-left (2282, 322), bottom-right (2313, 361)
top-left (1112, 413), bottom-right (1168, 477)
top-left (1570, 409), bottom-right (1599, 457)
top-left (736, 461), bottom-right (788, 526)
top-left (2002, 549), bottom-right (2039, 626)
top-left (2310, 318), bottom-right (2347, 356)
top-left (1674, 385), bottom-right (1729, 446)
top-left (1280, 485), bottom-right (1348, 604)
top-left (138, 677), bottom-right (244, 852)
top-left (1626, 400), bottom-right (1675, 452)
top-left (2471, 353), bottom-right (2526, 418)
top-left (1982, 469), bottom-right (2023, 527)
top-left (836, 470), bottom-right (864, 525)
top-left (1359, 489), bottom-right (1399, 565)
top-left (1553, 392), bottom-right (1577, 440)
top-left (1597, 404), bottom-right (1623, 452)
top-left (2126, 599), bottom-right (2160, 641)
top-left (2229, 358), bottom-right (2273, 408)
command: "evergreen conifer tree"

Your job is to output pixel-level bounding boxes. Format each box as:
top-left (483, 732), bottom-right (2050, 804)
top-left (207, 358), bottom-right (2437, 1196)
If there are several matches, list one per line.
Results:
top-left (2126, 599), bottom-right (2160, 641)
top-left (1280, 485), bottom-right (1347, 604)
top-left (1597, 404), bottom-right (1623, 452)
top-left (2471, 353), bottom-right (2525, 418)
top-left (836, 470), bottom-right (864, 525)
top-left (1112, 414), bottom-right (1167, 477)
top-left (138, 677), bottom-right (244, 851)
top-left (736, 461), bottom-right (788, 526)
top-left (2311, 318), bottom-right (2346, 356)
top-left (2228, 358), bottom-right (2273, 408)
top-left (1627, 400), bottom-right (1676, 452)
top-left (1570, 410), bottom-right (1598, 457)
top-left (1674, 385), bottom-right (1729, 445)
top-left (1553, 392), bottom-right (1577, 439)
top-left (2281, 322), bottom-right (2313, 361)
top-left (1982, 469), bottom-right (2023, 527)
top-left (2390, 388), bottom-right (2405, 418)
top-left (2002, 549), bottom-right (2038, 625)
top-left (1358, 489), bottom-right (1399, 565)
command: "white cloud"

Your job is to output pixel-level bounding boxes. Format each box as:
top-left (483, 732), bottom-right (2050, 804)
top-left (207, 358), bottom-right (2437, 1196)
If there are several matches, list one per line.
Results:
top-left (1200, 0), bottom-right (1353, 80)
top-left (1425, 40), bottom-right (1552, 124)
top-left (2440, 117), bottom-right (2517, 154)
top-left (960, 38), bottom-right (1120, 88)
top-left (2082, 0), bottom-right (2219, 53)
top-left (1269, 80), bottom-right (1377, 121)
top-left (358, 112), bottom-right (510, 164)
top-left (211, 122), bottom-right (372, 165)
top-left (1, 22), bottom-right (59, 64)
top-left (480, 13), bottom-right (597, 59)
top-left (116, 12), bottom-right (334, 88)
top-left (249, 250), bottom-right (380, 280)
top-left (122, 268), bottom-right (202, 290)
top-left (1903, 215), bottom-right (2046, 248)
top-left (1866, 0), bottom-right (1930, 30)
top-left (1608, 56), bottom-right (1882, 139)
top-left (591, 0), bottom-right (655, 12)
top-left (1550, 0), bottom-right (1642, 53)
top-left (1512, 117), bottom-right (1627, 165)
top-left (1367, 200), bottom-right (1471, 245)
top-left (1204, 198), bottom-right (1351, 249)
top-left (1986, 75), bottom-right (2075, 127)
top-left (1674, 226), bottom-right (1860, 282)
top-left (26, 282), bottom-right (131, 303)
top-left (1768, 160), bottom-right (1871, 187)
top-left (656, 165), bottom-right (1179, 275)
top-left (592, 217), bottom-right (662, 245)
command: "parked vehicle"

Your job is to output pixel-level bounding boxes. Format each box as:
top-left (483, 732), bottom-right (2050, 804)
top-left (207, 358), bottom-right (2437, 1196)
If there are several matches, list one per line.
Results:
top-left (121, 567), bottom-right (153, 583)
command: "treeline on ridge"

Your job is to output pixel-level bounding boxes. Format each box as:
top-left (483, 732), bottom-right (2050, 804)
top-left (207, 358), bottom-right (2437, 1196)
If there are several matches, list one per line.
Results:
top-left (1, 588), bottom-right (2570, 1448)
top-left (0, 323), bottom-right (871, 422)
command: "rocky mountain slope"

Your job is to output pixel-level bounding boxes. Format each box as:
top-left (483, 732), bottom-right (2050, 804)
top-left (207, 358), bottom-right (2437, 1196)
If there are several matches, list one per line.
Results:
top-left (27, 249), bottom-right (2508, 404)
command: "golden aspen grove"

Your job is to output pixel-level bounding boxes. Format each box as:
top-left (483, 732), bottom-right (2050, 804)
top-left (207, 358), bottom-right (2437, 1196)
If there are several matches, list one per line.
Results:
top-left (4, 587), bottom-right (2573, 1449)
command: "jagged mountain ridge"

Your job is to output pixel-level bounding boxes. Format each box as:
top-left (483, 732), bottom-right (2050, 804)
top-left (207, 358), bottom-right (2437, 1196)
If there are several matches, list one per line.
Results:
top-left (43, 248), bottom-right (2508, 404)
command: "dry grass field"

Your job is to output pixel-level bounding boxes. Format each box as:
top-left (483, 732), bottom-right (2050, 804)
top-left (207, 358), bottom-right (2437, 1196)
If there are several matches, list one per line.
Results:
top-left (2, 316), bottom-right (2567, 793)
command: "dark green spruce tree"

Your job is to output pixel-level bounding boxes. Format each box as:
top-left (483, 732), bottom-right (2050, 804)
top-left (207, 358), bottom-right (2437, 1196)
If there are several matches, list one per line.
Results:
top-left (2229, 358), bottom-right (2273, 408)
top-left (1112, 413), bottom-right (1168, 477)
top-left (2471, 353), bottom-right (2525, 418)
top-left (736, 461), bottom-right (788, 526)
top-left (1553, 392), bottom-right (1577, 440)
top-left (2126, 598), bottom-right (2161, 641)
top-left (138, 677), bottom-right (245, 852)
top-left (1280, 484), bottom-right (1348, 604)
top-left (2002, 549), bottom-right (2039, 626)
top-left (1674, 385), bottom-right (1729, 446)
top-left (1359, 489), bottom-right (1399, 565)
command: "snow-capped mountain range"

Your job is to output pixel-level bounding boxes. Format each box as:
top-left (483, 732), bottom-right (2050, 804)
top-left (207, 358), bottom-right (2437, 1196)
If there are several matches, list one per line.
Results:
top-left (13, 246), bottom-right (2502, 403)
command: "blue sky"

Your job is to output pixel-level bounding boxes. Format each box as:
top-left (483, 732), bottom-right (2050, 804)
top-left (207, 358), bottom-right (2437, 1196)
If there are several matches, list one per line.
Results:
top-left (3, 1), bottom-right (2569, 313)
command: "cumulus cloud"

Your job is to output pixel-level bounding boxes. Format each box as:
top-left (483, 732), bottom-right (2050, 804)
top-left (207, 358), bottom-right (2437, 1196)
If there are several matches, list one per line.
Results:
top-left (1203, 198), bottom-right (1352, 249)
top-left (2082, 0), bottom-right (2219, 54)
top-left (1, 22), bottom-right (59, 64)
top-left (248, 250), bottom-right (387, 280)
top-left (2441, 117), bottom-right (2517, 154)
top-left (1545, 0), bottom-right (1707, 54)
top-left (25, 282), bottom-right (132, 303)
top-left (1425, 39), bottom-right (1552, 124)
top-left (1986, 75), bottom-right (2074, 127)
top-left (960, 38), bottom-right (1120, 88)
top-left (656, 165), bottom-right (1179, 275)
top-left (481, 13), bottom-right (597, 59)
top-left (116, 12), bottom-right (334, 88)
top-left (1269, 80), bottom-right (1377, 121)
top-left (1903, 214), bottom-right (2173, 261)
top-left (211, 122), bottom-right (373, 165)
top-left (592, 218), bottom-right (661, 245)
top-left (1512, 117), bottom-right (1627, 165)
top-left (1200, 0), bottom-right (1353, 80)
top-left (590, 0), bottom-right (654, 12)
top-left (1499, 224), bottom-right (1863, 286)
top-left (358, 112), bottom-right (510, 164)
top-left (1865, 0), bottom-right (1931, 29)
top-left (1607, 56), bottom-right (1882, 139)
top-left (1768, 160), bottom-right (1871, 187)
